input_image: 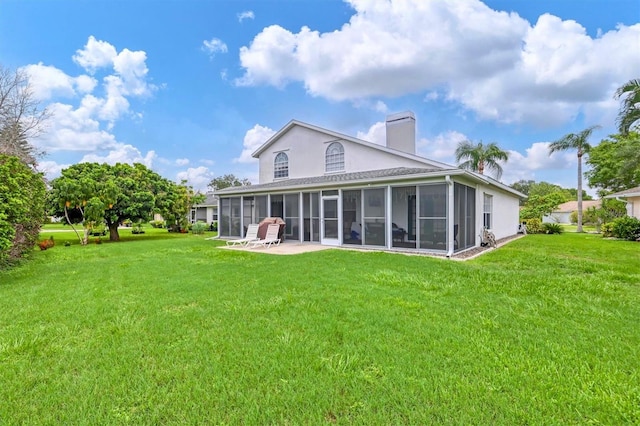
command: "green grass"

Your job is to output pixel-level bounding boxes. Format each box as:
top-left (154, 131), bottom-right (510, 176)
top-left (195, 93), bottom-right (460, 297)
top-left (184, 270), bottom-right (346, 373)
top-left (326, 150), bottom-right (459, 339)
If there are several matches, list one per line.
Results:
top-left (1, 232), bottom-right (638, 424)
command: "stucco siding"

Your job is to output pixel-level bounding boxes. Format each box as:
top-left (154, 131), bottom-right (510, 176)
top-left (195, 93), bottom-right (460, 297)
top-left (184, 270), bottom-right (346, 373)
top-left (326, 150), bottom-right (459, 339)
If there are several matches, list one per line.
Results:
top-left (258, 125), bottom-right (432, 184)
top-left (479, 185), bottom-right (520, 240)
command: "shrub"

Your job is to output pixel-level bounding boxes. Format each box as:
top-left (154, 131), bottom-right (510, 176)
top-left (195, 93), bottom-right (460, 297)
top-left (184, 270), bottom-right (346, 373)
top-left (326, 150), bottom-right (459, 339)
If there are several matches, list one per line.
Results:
top-left (131, 222), bottom-right (145, 234)
top-left (149, 220), bottom-right (165, 228)
top-left (610, 216), bottom-right (640, 241)
top-left (524, 218), bottom-right (542, 234)
top-left (211, 221), bottom-right (218, 232)
top-left (192, 221), bottom-right (207, 235)
top-left (601, 222), bottom-right (614, 237)
top-left (542, 223), bottom-right (563, 234)
top-left (0, 155), bottom-right (46, 267)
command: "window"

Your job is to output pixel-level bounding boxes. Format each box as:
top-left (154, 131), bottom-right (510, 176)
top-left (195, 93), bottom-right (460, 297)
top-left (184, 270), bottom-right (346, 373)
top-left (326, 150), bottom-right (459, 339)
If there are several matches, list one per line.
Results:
top-left (274, 152), bottom-right (288, 179)
top-left (483, 193), bottom-right (493, 229)
top-left (325, 142), bottom-right (344, 172)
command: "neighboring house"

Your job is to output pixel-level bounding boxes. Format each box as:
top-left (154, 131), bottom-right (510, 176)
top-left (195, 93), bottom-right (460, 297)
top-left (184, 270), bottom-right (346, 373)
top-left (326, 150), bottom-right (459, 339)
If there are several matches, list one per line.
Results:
top-left (604, 185), bottom-right (640, 219)
top-left (215, 111), bottom-right (525, 255)
top-left (191, 192), bottom-right (218, 224)
top-left (542, 200), bottom-right (601, 224)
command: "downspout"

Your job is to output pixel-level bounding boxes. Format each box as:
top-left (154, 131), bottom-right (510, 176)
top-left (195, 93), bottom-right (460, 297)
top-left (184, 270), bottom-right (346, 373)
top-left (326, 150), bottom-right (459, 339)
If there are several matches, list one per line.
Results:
top-left (446, 175), bottom-right (454, 258)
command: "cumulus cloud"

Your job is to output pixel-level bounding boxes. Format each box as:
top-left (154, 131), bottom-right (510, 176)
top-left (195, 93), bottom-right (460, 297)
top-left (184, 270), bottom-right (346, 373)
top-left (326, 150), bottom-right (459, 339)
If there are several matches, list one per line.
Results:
top-left (417, 131), bottom-right (468, 164)
top-left (176, 158), bottom-right (190, 166)
top-left (237, 10), bottom-right (255, 22)
top-left (176, 166), bottom-right (214, 192)
top-left (235, 124), bottom-right (276, 163)
top-left (22, 63), bottom-right (97, 100)
top-left (501, 142), bottom-right (574, 184)
top-left (73, 36), bottom-right (118, 73)
top-left (356, 121), bottom-right (386, 145)
top-left (80, 144), bottom-right (156, 168)
top-left (202, 38), bottom-right (228, 58)
top-left (29, 36), bottom-right (157, 154)
top-left (38, 160), bottom-right (71, 181)
top-left (236, 0), bottom-right (639, 128)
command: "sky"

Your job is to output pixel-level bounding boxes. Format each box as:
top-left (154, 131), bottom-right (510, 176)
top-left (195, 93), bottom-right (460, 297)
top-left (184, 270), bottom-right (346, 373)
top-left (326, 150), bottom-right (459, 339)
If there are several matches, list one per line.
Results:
top-left (1, 0), bottom-right (638, 194)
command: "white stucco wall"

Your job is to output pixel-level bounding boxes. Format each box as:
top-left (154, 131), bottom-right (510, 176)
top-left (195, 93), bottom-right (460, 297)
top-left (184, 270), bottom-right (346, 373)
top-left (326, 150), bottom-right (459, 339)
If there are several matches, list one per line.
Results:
top-left (478, 185), bottom-right (520, 241)
top-left (258, 125), bottom-right (434, 184)
top-left (629, 197), bottom-right (640, 219)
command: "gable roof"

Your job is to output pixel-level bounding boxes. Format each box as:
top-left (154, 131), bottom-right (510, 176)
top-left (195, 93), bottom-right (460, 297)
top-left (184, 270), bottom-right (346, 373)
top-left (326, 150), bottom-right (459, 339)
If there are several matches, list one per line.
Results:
top-left (604, 185), bottom-right (640, 198)
top-left (215, 166), bottom-right (526, 198)
top-left (553, 200), bottom-right (601, 212)
top-left (251, 119), bottom-right (453, 170)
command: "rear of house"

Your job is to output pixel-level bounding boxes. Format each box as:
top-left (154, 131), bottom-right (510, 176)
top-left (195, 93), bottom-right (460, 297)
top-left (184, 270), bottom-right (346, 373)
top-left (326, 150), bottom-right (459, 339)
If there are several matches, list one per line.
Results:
top-left (215, 112), bottom-right (524, 255)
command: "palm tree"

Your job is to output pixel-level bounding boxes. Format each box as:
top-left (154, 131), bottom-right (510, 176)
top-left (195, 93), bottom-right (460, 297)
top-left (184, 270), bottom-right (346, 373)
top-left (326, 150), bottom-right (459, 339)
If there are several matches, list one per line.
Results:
top-left (548, 125), bottom-right (600, 233)
top-left (615, 78), bottom-right (640, 135)
top-left (455, 140), bottom-right (509, 180)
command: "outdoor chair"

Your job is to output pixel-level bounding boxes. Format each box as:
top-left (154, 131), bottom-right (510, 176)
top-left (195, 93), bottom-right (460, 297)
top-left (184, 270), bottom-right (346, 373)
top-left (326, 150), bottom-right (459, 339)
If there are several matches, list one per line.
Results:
top-left (249, 223), bottom-right (281, 249)
top-left (226, 223), bottom-right (259, 247)
top-left (480, 227), bottom-right (497, 248)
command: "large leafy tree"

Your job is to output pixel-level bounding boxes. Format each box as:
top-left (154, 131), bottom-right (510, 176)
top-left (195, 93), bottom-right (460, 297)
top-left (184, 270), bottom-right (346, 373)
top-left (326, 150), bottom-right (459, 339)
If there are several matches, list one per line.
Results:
top-left (455, 140), bottom-right (509, 180)
top-left (208, 173), bottom-right (251, 191)
top-left (586, 132), bottom-right (640, 194)
top-left (519, 192), bottom-right (567, 221)
top-left (0, 155), bottom-right (46, 267)
top-left (615, 78), bottom-right (640, 135)
top-left (49, 163), bottom-right (179, 242)
top-left (548, 125), bottom-right (600, 232)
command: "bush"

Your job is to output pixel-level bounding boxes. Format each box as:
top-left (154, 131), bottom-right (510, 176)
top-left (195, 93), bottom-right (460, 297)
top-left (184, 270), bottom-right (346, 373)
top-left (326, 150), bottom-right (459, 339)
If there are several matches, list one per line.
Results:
top-left (149, 220), bottom-right (165, 228)
top-left (542, 223), bottom-right (563, 234)
top-left (524, 218), bottom-right (542, 234)
top-left (601, 222), bottom-right (614, 237)
top-left (0, 155), bottom-right (46, 267)
top-left (131, 222), bottom-right (145, 234)
top-left (610, 216), bottom-right (640, 241)
top-left (210, 221), bottom-right (218, 232)
top-left (192, 221), bottom-right (207, 235)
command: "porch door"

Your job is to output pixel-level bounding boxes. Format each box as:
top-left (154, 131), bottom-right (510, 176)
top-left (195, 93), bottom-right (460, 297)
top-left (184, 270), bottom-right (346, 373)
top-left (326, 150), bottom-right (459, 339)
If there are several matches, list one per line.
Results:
top-left (321, 197), bottom-right (340, 246)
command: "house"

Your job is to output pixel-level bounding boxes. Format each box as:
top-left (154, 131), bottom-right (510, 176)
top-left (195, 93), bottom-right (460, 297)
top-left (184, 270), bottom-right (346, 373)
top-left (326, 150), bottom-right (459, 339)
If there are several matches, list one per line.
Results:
top-left (604, 185), bottom-right (640, 219)
top-left (542, 200), bottom-right (601, 224)
top-left (214, 111), bottom-right (525, 255)
top-left (191, 192), bottom-right (218, 225)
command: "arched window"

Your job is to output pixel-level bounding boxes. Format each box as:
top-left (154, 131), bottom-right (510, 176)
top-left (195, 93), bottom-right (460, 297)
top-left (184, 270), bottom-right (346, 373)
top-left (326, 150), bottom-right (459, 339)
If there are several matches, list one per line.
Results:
top-left (274, 152), bottom-right (289, 179)
top-left (325, 142), bottom-right (344, 172)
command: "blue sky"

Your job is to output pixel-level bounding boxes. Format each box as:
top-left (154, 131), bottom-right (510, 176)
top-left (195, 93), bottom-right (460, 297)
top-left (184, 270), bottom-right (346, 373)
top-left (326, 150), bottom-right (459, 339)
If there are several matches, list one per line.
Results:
top-left (1, 0), bottom-right (638, 193)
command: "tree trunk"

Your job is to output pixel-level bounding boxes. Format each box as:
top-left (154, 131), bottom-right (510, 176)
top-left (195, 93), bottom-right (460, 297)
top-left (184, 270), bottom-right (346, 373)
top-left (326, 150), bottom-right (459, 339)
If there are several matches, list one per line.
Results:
top-left (577, 153), bottom-right (583, 233)
top-left (108, 222), bottom-right (120, 241)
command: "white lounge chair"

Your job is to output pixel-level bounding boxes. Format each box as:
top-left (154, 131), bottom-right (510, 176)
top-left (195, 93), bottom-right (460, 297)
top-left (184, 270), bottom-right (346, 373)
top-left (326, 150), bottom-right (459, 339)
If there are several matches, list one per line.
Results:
top-left (249, 223), bottom-right (281, 248)
top-left (226, 223), bottom-right (260, 247)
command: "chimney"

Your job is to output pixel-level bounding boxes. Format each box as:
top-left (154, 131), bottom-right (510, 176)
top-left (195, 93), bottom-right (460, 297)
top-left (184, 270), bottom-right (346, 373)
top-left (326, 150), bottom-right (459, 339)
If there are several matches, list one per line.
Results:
top-left (385, 111), bottom-right (416, 155)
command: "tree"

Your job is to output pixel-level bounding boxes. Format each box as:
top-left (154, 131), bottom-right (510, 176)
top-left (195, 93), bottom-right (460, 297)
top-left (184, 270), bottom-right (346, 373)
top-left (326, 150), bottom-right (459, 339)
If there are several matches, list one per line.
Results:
top-left (586, 132), bottom-right (640, 194)
top-left (0, 65), bottom-right (48, 167)
top-left (157, 180), bottom-right (205, 232)
top-left (455, 140), bottom-right (509, 180)
top-left (615, 78), bottom-right (640, 135)
top-left (208, 174), bottom-right (251, 191)
top-left (0, 154), bottom-right (46, 267)
top-left (548, 125), bottom-right (600, 232)
top-left (49, 163), bottom-right (179, 242)
top-left (519, 192), bottom-right (567, 221)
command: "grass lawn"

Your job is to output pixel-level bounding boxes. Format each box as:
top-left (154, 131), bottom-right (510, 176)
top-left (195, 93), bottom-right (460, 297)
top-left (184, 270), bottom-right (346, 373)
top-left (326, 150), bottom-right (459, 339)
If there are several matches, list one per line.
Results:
top-left (0, 231), bottom-right (638, 424)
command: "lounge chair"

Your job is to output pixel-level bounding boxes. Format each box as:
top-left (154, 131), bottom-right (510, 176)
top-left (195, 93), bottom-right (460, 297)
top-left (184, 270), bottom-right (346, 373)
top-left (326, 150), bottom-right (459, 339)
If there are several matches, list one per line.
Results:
top-left (226, 223), bottom-right (260, 247)
top-left (249, 223), bottom-right (281, 248)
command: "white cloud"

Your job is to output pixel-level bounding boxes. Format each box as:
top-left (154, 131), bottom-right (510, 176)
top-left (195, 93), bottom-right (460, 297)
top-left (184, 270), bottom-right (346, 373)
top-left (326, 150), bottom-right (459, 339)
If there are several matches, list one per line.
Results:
top-left (22, 63), bottom-right (97, 100)
top-left (501, 142), bottom-right (574, 184)
top-left (356, 121), bottom-right (386, 145)
top-left (202, 38), bottom-right (228, 58)
top-left (417, 131), bottom-right (468, 164)
top-left (200, 159), bottom-right (215, 166)
top-left (38, 160), bottom-right (70, 181)
top-left (237, 0), bottom-right (639, 128)
top-left (176, 158), bottom-right (190, 166)
top-left (237, 10), bottom-right (255, 22)
top-left (72, 36), bottom-right (117, 73)
top-left (80, 144), bottom-right (156, 168)
top-left (176, 166), bottom-right (213, 192)
top-left (235, 124), bottom-right (276, 163)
